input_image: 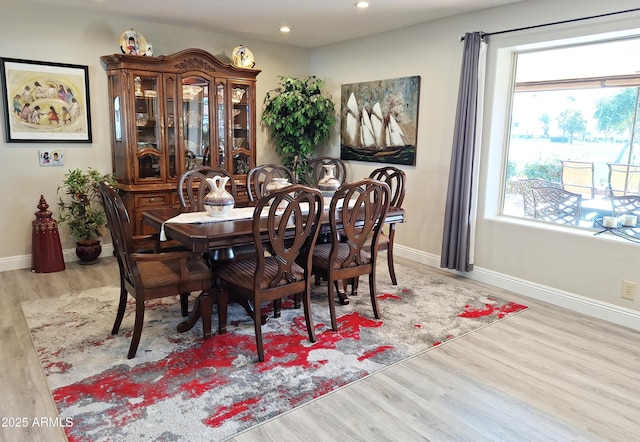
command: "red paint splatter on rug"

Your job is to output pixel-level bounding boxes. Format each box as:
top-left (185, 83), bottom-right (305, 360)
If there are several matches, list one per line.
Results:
top-left (458, 301), bottom-right (527, 319)
top-left (378, 293), bottom-right (401, 300)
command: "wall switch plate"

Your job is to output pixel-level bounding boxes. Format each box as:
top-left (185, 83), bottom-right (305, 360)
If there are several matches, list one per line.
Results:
top-left (622, 281), bottom-right (636, 300)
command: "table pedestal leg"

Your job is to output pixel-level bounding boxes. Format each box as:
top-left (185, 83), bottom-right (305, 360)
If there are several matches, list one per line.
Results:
top-left (177, 291), bottom-right (205, 334)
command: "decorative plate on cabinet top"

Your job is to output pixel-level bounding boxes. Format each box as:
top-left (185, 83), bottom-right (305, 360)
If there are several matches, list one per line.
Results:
top-left (232, 45), bottom-right (255, 68)
top-left (120, 29), bottom-right (148, 56)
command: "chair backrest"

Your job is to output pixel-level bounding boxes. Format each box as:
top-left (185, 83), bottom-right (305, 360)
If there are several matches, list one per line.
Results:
top-left (306, 157), bottom-right (347, 187)
top-left (531, 186), bottom-right (582, 225)
top-left (369, 166), bottom-right (406, 209)
top-left (611, 195), bottom-right (640, 217)
top-left (327, 178), bottom-right (390, 268)
top-left (178, 166), bottom-right (237, 211)
top-left (98, 181), bottom-right (136, 284)
top-left (518, 178), bottom-right (562, 217)
top-left (607, 163), bottom-right (640, 197)
top-left (252, 184), bottom-right (323, 289)
top-left (246, 164), bottom-right (296, 202)
top-left (561, 160), bottom-right (595, 199)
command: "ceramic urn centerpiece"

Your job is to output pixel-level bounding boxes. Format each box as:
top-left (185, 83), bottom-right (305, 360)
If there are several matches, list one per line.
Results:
top-left (317, 164), bottom-right (341, 196)
top-left (203, 176), bottom-right (234, 217)
top-left (265, 177), bottom-right (291, 209)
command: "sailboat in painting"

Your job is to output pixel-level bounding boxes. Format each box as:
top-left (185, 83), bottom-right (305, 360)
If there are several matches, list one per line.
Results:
top-left (345, 92), bottom-right (407, 153)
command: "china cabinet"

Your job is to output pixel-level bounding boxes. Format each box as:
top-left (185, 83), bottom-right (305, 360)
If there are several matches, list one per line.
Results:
top-left (101, 48), bottom-right (260, 234)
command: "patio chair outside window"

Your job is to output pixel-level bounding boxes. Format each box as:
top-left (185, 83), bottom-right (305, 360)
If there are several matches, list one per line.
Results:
top-left (561, 160), bottom-right (595, 199)
top-left (532, 187), bottom-right (582, 226)
top-left (611, 195), bottom-right (640, 217)
top-left (518, 179), bottom-right (562, 217)
top-left (607, 163), bottom-right (640, 197)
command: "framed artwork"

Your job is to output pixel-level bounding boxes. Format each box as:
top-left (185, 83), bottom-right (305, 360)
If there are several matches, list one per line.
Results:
top-left (340, 75), bottom-right (420, 165)
top-left (0, 58), bottom-right (92, 143)
top-left (39, 149), bottom-right (64, 166)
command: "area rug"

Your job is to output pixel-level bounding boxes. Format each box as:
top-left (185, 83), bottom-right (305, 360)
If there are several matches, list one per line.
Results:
top-left (22, 261), bottom-right (527, 441)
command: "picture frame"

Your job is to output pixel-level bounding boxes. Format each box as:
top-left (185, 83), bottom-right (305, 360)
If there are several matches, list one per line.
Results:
top-left (39, 149), bottom-right (64, 166)
top-left (0, 58), bottom-right (92, 143)
top-left (340, 75), bottom-right (420, 165)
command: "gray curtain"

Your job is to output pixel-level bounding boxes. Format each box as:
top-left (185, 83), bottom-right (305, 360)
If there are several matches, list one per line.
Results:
top-left (441, 32), bottom-right (485, 272)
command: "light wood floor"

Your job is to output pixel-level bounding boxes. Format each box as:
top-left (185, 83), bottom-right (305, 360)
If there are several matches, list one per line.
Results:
top-left (1, 256), bottom-right (638, 442)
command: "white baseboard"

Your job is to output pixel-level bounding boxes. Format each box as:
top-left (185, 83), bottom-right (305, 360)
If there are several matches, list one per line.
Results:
top-left (395, 245), bottom-right (640, 332)
top-left (0, 244), bottom-right (115, 273)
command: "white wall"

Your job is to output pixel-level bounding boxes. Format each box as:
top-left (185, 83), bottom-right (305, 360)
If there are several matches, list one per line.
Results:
top-left (0, 0), bottom-right (309, 262)
top-left (310, 0), bottom-right (640, 323)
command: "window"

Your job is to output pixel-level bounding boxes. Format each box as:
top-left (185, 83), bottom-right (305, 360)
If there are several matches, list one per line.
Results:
top-left (502, 37), bottom-right (640, 228)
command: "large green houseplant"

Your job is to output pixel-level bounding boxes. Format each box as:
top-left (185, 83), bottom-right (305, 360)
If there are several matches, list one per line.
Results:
top-left (262, 75), bottom-right (336, 182)
top-left (57, 168), bottom-right (116, 263)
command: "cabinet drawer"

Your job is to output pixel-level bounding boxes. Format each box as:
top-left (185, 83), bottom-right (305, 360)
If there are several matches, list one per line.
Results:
top-left (135, 193), bottom-right (170, 207)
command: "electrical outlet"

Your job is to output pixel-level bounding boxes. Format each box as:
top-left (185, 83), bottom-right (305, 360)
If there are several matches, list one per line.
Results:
top-left (622, 281), bottom-right (636, 300)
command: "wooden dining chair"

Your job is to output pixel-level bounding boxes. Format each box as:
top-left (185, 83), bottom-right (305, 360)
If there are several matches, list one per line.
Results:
top-left (363, 166), bottom-right (406, 285)
top-left (311, 178), bottom-right (390, 331)
top-left (246, 164), bottom-right (296, 202)
top-left (178, 166), bottom-right (237, 210)
top-left (214, 185), bottom-right (324, 362)
top-left (306, 157), bottom-right (347, 187)
top-left (177, 166), bottom-right (259, 321)
top-left (99, 181), bottom-right (214, 359)
top-left (177, 166), bottom-right (256, 261)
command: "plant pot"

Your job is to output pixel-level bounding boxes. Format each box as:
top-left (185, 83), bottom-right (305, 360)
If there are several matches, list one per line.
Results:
top-left (76, 239), bottom-right (102, 265)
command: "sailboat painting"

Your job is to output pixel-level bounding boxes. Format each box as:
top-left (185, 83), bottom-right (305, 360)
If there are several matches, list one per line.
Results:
top-left (340, 76), bottom-right (419, 165)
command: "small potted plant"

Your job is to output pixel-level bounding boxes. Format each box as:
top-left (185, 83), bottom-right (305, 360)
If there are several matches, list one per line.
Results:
top-left (57, 168), bottom-right (116, 264)
top-left (261, 75), bottom-right (337, 183)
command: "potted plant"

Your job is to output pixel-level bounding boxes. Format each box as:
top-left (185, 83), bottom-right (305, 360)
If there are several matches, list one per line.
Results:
top-left (261, 75), bottom-right (337, 182)
top-left (57, 168), bottom-right (116, 264)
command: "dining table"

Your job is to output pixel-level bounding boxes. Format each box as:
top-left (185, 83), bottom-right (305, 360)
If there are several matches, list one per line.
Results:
top-left (143, 200), bottom-right (405, 339)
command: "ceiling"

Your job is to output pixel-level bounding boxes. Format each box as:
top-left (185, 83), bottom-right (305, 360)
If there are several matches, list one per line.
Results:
top-left (21, 0), bottom-right (524, 48)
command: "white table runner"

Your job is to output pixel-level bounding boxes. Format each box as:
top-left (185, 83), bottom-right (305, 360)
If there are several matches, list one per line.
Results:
top-left (159, 197), bottom-right (351, 241)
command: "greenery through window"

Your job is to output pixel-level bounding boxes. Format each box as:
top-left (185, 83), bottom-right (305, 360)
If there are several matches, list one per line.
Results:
top-left (502, 37), bottom-right (640, 228)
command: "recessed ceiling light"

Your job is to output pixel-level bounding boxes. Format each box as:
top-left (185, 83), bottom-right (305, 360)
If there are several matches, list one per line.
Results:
top-left (355, 1), bottom-right (369, 8)
top-left (280, 26), bottom-right (291, 33)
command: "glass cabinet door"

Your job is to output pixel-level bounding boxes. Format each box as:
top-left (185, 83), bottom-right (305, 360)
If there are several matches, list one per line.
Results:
top-left (216, 81), bottom-right (226, 169)
top-left (230, 82), bottom-right (252, 175)
top-left (164, 75), bottom-right (178, 181)
top-left (108, 75), bottom-right (126, 182)
top-left (132, 74), bottom-right (162, 182)
top-left (181, 76), bottom-right (210, 171)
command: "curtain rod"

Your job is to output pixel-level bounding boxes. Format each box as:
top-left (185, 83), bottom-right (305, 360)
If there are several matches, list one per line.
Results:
top-left (460, 7), bottom-right (640, 41)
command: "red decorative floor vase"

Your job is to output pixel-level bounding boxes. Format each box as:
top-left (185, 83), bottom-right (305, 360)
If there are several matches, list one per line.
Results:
top-left (32, 195), bottom-right (65, 273)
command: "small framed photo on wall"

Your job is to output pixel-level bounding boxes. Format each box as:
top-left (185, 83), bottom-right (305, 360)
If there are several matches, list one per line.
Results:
top-left (39, 149), bottom-right (64, 166)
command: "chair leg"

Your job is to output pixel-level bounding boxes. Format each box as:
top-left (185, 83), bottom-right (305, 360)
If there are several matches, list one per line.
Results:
top-left (368, 271), bottom-right (381, 320)
top-left (180, 293), bottom-right (189, 317)
top-left (112, 283), bottom-right (128, 335)
top-left (387, 244), bottom-right (397, 285)
top-left (127, 297), bottom-right (145, 359)
top-left (351, 277), bottom-right (359, 297)
top-left (200, 290), bottom-right (214, 339)
top-left (327, 280), bottom-right (338, 331)
top-left (217, 287), bottom-right (228, 335)
top-left (302, 287), bottom-right (316, 343)
top-left (273, 298), bottom-right (282, 318)
top-left (253, 298), bottom-right (265, 362)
